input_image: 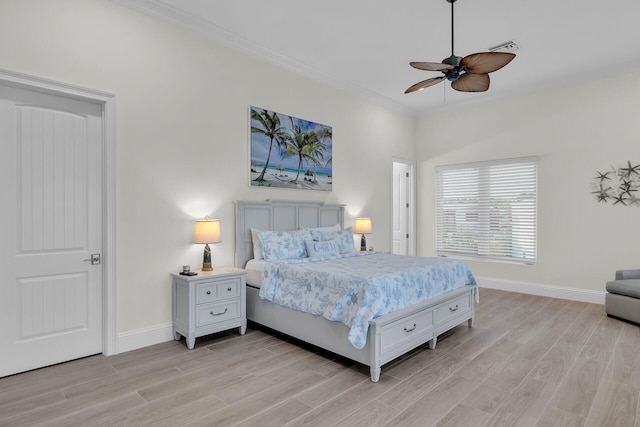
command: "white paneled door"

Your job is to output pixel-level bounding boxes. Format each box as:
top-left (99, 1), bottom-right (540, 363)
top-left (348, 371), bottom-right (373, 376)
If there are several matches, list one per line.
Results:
top-left (0, 84), bottom-right (103, 377)
top-left (392, 161), bottom-right (410, 255)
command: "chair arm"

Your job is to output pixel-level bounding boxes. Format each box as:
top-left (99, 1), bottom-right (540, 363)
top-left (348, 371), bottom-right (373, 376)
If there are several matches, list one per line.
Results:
top-left (615, 270), bottom-right (640, 280)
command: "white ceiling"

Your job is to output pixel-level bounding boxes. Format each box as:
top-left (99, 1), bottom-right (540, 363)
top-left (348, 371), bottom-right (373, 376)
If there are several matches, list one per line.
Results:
top-left (115, 0), bottom-right (640, 115)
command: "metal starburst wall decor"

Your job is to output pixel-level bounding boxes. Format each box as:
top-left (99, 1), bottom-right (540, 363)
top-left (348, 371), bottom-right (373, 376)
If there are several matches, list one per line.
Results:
top-left (592, 161), bottom-right (640, 206)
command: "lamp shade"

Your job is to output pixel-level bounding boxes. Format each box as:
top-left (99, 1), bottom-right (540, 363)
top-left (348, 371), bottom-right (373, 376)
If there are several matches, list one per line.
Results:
top-left (353, 218), bottom-right (372, 234)
top-left (193, 218), bottom-right (221, 244)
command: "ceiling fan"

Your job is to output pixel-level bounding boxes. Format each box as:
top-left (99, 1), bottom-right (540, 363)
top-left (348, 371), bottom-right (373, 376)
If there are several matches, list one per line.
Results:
top-left (405, 0), bottom-right (515, 94)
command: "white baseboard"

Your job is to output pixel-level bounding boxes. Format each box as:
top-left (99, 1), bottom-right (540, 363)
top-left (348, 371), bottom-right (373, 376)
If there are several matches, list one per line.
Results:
top-left (116, 322), bottom-right (174, 354)
top-left (477, 276), bottom-right (605, 305)
top-left (112, 279), bottom-right (604, 355)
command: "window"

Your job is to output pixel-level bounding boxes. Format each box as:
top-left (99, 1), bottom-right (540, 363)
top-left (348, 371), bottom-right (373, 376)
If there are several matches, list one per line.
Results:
top-left (436, 157), bottom-right (537, 264)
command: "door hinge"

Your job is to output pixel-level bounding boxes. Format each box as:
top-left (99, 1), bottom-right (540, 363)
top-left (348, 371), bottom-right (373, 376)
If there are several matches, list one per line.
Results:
top-left (406, 172), bottom-right (409, 178)
top-left (406, 203), bottom-right (409, 208)
top-left (406, 234), bottom-right (409, 239)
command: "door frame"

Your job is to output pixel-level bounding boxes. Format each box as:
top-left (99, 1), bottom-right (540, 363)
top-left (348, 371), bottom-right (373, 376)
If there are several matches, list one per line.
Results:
top-left (0, 68), bottom-right (117, 356)
top-left (391, 157), bottom-right (416, 256)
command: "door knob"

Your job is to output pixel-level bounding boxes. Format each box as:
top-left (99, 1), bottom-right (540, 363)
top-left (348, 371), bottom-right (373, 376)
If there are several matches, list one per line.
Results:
top-left (83, 254), bottom-right (101, 265)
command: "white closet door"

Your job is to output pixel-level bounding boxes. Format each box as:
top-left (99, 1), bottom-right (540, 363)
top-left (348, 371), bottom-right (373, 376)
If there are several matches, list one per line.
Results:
top-left (0, 84), bottom-right (103, 377)
top-left (392, 161), bottom-right (410, 255)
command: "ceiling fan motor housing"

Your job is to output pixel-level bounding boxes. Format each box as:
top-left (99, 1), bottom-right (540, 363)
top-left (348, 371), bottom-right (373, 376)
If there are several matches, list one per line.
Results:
top-left (442, 55), bottom-right (462, 81)
top-left (442, 55), bottom-right (461, 66)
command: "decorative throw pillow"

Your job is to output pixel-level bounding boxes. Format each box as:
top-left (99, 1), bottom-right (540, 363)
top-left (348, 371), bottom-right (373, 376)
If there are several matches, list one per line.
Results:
top-left (309, 229), bottom-right (335, 242)
top-left (305, 239), bottom-right (341, 258)
top-left (256, 229), bottom-right (313, 260)
top-left (310, 227), bottom-right (356, 254)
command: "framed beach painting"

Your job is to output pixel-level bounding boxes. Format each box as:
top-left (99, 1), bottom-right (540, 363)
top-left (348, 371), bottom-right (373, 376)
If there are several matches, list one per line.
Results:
top-left (250, 106), bottom-right (332, 191)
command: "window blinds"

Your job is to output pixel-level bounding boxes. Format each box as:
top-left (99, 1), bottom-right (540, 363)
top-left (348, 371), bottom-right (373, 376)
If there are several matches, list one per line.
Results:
top-left (436, 157), bottom-right (537, 264)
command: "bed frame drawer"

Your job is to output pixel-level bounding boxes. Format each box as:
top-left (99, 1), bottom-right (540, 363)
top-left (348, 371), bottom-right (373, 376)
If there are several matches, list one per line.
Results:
top-left (434, 294), bottom-right (471, 324)
top-left (379, 309), bottom-right (434, 358)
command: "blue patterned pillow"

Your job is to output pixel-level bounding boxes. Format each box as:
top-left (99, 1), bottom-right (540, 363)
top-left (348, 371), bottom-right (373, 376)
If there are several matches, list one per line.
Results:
top-left (305, 239), bottom-right (341, 258)
top-left (256, 229), bottom-right (313, 260)
top-left (309, 227), bottom-right (356, 254)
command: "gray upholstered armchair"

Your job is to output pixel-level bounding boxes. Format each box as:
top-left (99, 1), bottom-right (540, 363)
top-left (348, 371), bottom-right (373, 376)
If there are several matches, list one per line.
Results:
top-left (605, 269), bottom-right (640, 324)
top-left (614, 270), bottom-right (640, 281)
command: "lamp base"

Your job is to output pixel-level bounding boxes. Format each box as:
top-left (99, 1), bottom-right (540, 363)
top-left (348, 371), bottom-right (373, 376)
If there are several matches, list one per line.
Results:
top-left (202, 244), bottom-right (213, 271)
top-left (360, 234), bottom-right (367, 252)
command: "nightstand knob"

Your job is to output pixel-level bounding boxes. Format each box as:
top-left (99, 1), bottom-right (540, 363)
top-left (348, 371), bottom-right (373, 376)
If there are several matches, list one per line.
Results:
top-left (227, 287), bottom-right (232, 292)
top-left (206, 291), bottom-right (211, 295)
top-left (210, 308), bottom-right (228, 316)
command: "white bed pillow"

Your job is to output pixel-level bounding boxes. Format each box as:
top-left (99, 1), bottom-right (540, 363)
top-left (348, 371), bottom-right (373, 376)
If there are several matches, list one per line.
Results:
top-left (255, 229), bottom-right (313, 260)
top-left (305, 239), bottom-right (341, 258)
top-left (310, 227), bottom-right (356, 254)
top-left (250, 228), bottom-right (264, 260)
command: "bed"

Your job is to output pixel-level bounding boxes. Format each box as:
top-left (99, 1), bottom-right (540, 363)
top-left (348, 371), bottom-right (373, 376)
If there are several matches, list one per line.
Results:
top-left (234, 200), bottom-right (477, 382)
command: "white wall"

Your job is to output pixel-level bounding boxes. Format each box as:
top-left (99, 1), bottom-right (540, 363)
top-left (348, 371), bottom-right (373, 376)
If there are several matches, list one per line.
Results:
top-left (0, 0), bottom-right (415, 348)
top-left (416, 74), bottom-right (640, 298)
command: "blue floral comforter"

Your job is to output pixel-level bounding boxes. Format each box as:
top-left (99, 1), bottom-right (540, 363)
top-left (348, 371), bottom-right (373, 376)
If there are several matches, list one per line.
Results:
top-left (259, 252), bottom-right (478, 349)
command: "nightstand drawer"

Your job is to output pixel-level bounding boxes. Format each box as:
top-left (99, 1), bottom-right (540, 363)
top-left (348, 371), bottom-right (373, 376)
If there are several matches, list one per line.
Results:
top-left (196, 278), bottom-right (241, 304)
top-left (196, 300), bottom-right (240, 327)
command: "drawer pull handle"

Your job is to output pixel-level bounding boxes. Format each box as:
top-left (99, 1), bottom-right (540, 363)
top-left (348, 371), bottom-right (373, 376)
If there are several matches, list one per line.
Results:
top-left (227, 287), bottom-right (232, 292)
top-left (206, 291), bottom-right (211, 295)
top-left (210, 308), bottom-right (228, 316)
top-left (404, 323), bottom-right (417, 332)
top-left (449, 304), bottom-right (459, 312)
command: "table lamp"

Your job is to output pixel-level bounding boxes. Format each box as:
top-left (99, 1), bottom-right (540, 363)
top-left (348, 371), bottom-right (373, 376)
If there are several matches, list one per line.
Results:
top-left (353, 218), bottom-right (372, 251)
top-left (193, 216), bottom-right (221, 271)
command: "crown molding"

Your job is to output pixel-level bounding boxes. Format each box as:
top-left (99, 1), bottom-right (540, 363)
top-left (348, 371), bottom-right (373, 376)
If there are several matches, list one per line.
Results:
top-left (111, 0), bottom-right (415, 116)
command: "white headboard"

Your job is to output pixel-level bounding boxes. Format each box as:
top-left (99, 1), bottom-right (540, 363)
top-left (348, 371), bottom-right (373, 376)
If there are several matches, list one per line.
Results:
top-left (234, 200), bottom-right (345, 268)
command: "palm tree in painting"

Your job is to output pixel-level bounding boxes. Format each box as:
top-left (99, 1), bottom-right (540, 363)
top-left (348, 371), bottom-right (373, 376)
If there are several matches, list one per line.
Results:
top-left (281, 119), bottom-right (307, 184)
top-left (304, 137), bottom-right (326, 183)
top-left (281, 117), bottom-right (324, 184)
top-left (251, 108), bottom-right (287, 182)
top-left (316, 126), bottom-right (332, 179)
top-left (316, 126), bottom-right (332, 143)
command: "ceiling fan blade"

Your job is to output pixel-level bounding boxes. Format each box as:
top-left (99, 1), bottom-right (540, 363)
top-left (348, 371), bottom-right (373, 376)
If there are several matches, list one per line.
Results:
top-left (405, 76), bottom-right (446, 94)
top-left (451, 73), bottom-right (490, 92)
top-left (461, 52), bottom-right (515, 74)
top-left (410, 62), bottom-right (455, 72)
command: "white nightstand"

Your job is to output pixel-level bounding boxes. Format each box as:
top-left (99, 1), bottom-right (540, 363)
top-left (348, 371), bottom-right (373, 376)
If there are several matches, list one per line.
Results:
top-left (171, 267), bottom-right (247, 349)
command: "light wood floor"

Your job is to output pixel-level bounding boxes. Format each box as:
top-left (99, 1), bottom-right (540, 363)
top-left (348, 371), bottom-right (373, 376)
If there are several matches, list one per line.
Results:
top-left (1, 288), bottom-right (639, 427)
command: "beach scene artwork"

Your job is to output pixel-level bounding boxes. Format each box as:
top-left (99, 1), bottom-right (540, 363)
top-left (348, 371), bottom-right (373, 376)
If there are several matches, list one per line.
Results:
top-left (250, 106), bottom-right (332, 191)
